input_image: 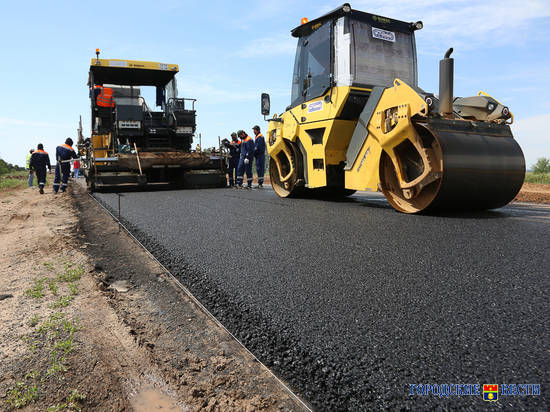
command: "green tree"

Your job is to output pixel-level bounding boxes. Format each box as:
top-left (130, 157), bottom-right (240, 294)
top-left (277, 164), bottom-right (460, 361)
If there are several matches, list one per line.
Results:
top-left (532, 157), bottom-right (550, 174)
top-left (0, 158), bottom-right (9, 175)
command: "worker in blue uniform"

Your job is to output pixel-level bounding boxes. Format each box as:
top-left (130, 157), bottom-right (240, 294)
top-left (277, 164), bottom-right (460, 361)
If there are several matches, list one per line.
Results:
top-left (53, 138), bottom-right (79, 194)
top-left (236, 129), bottom-right (255, 188)
top-left (29, 144), bottom-right (51, 194)
top-left (224, 132), bottom-right (241, 187)
top-left (252, 125), bottom-right (266, 188)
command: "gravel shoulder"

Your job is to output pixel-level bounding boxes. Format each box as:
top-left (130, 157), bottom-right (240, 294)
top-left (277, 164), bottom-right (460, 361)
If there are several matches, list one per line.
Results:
top-left (0, 183), bottom-right (307, 411)
top-left (514, 182), bottom-right (550, 204)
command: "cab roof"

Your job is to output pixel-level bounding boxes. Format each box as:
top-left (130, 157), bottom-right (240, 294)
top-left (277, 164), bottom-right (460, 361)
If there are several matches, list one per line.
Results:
top-left (89, 58), bottom-right (179, 86)
top-left (291, 3), bottom-right (417, 38)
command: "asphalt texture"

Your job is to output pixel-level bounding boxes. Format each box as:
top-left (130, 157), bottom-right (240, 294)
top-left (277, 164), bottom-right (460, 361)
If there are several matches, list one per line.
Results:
top-left (94, 188), bottom-right (549, 410)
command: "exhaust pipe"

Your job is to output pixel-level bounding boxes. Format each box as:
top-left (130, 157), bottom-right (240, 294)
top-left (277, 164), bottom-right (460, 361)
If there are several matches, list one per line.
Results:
top-left (439, 48), bottom-right (454, 116)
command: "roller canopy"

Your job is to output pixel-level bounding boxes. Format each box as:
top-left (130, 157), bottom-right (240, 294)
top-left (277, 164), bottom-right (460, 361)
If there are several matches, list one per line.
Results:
top-left (89, 59), bottom-right (179, 86)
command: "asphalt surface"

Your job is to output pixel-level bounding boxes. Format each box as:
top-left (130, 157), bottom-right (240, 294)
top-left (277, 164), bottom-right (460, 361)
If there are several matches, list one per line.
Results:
top-left (95, 188), bottom-right (549, 410)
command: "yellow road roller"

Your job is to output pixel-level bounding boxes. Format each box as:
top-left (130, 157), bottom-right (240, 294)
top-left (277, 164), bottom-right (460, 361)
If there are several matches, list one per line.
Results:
top-left (261, 3), bottom-right (525, 213)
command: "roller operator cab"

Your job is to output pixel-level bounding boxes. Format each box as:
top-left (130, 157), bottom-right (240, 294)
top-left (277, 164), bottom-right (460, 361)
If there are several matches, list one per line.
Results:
top-left (85, 52), bottom-right (226, 191)
top-left (262, 3), bottom-right (525, 213)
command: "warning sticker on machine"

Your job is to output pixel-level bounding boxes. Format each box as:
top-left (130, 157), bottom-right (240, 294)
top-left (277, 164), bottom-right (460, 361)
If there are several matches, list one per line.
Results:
top-left (308, 101), bottom-right (323, 113)
top-left (372, 27), bottom-right (395, 42)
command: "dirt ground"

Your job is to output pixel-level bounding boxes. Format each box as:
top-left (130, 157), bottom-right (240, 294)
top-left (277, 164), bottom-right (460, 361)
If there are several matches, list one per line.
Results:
top-left (0, 184), bottom-right (307, 411)
top-left (514, 182), bottom-right (550, 204)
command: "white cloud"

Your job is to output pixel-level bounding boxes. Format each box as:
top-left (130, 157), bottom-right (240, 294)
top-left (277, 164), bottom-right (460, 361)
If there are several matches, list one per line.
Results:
top-left (511, 114), bottom-right (550, 169)
top-left (322, 0), bottom-right (550, 51)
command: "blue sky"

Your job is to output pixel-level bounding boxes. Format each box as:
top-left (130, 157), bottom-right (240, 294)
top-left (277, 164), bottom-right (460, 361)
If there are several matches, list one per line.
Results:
top-left (1, 0), bottom-right (549, 169)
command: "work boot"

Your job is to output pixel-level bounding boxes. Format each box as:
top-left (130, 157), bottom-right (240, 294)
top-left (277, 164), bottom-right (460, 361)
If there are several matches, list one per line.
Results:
top-left (258, 184), bottom-right (263, 188)
top-left (39, 187), bottom-right (44, 194)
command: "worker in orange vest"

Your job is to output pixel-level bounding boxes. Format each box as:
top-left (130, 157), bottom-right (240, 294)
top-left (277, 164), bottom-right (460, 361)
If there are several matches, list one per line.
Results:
top-left (53, 138), bottom-right (79, 194)
top-left (236, 130), bottom-right (255, 188)
top-left (29, 144), bottom-right (51, 194)
top-left (93, 85), bottom-right (114, 108)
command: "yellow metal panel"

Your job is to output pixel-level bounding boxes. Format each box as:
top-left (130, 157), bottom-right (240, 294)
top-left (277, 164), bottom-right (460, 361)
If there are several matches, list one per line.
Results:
top-left (90, 59), bottom-right (179, 72)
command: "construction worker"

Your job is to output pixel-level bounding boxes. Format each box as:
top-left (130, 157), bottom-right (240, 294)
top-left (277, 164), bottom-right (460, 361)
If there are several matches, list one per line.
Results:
top-left (26, 149), bottom-right (35, 187)
top-left (53, 138), bottom-right (79, 194)
top-left (252, 125), bottom-right (266, 188)
top-left (29, 144), bottom-right (51, 194)
top-left (73, 159), bottom-right (80, 178)
top-left (236, 130), bottom-right (255, 188)
top-left (223, 132), bottom-right (240, 186)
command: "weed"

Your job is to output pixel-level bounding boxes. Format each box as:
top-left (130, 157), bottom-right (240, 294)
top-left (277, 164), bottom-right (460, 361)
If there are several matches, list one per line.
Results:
top-left (57, 265), bottom-right (83, 283)
top-left (43, 261), bottom-right (55, 271)
top-left (46, 359), bottom-right (67, 377)
top-left (46, 389), bottom-right (86, 411)
top-left (48, 279), bottom-right (58, 295)
top-left (37, 312), bottom-right (65, 334)
top-left (27, 314), bottom-right (40, 327)
top-left (5, 380), bottom-right (38, 408)
top-left (53, 337), bottom-right (74, 354)
top-left (24, 370), bottom-right (39, 380)
top-left (24, 278), bottom-right (46, 299)
top-left (50, 295), bottom-right (74, 308)
top-left (68, 283), bottom-right (78, 296)
top-left (63, 319), bottom-right (79, 336)
top-left (67, 389), bottom-right (86, 403)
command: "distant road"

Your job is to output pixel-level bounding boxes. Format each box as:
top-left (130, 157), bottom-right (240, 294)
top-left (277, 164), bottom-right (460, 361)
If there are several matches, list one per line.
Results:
top-left (95, 188), bottom-right (550, 410)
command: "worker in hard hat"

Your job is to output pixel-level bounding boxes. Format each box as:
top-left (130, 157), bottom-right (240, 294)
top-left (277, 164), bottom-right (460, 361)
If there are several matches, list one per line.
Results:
top-left (252, 125), bottom-right (266, 188)
top-left (29, 144), bottom-right (51, 194)
top-left (223, 132), bottom-right (240, 186)
top-left (236, 130), bottom-right (255, 188)
top-left (53, 138), bottom-right (79, 194)
top-left (26, 149), bottom-right (35, 187)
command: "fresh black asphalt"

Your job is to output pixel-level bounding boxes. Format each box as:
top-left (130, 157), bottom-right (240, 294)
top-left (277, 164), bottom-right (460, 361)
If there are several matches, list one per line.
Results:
top-left (95, 188), bottom-right (549, 410)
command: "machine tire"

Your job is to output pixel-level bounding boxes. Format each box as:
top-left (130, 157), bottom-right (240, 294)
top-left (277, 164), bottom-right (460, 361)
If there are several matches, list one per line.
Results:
top-left (270, 141), bottom-right (304, 198)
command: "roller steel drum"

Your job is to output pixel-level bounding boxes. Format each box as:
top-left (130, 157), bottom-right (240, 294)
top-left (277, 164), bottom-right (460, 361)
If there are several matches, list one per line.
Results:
top-left (380, 118), bottom-right (525, 213)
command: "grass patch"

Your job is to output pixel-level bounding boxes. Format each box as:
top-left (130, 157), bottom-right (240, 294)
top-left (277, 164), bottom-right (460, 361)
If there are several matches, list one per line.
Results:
top-left (24, 278), bottom-right (46, 299)
top-left (68, 283), bottom-right (78, 296)
top-left (28, 314), bottom-right (40, 327)
top-left (525, 172), bottom-right (550, 185)
top-left (36, 312), bottom-right (65, 335)
top-left (43, 261), bottom-right (55, 272)
top-left (57, 265), bottom-right (84, 283)
top-left (0, 175), bottom-right (27, 190)
top-left (5, 380), bottom-right (38, 408)
top-left (47, 389), bottom-right (86, 411)
top-left (50, 295), bottom-right (74, 308)
top-left (48, 279), bottom-right (58, 296)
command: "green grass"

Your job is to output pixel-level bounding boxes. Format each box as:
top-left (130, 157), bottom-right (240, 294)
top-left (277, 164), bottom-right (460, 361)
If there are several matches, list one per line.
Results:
top-left (28, 314), bottom-right (40, 327)
top-left (50, 295), bottom-right (74, 308)
top-left (525, 172), bottom-right (550, 185)
top-left (47, 389), bottom-right (86, 411)
top-left (68, 283), bottom-right (78, 296)
top-left (48, 280), bottom-right (58, 296)
top-left (0, 170), bottom-right (27, 190)
top-left (43, 262), bottom-right (55, 272)
top-left (5, 380), bottom-right (38, 408)
top-left (24, 278), bottom-right (46, 299)
top-left (57, 265), bottom-right (84, 283)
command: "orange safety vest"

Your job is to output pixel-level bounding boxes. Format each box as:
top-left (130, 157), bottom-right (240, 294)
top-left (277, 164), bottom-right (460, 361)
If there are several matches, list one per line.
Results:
top-left (35, 149), bottom-right (48, 155)
top-left (255, 133), bottom-right (264, 140)
top-left (95, 85), bottom-right (114, 108)
top-left (243, 136), bottom-right (252, 142)
top-left (61, 144), bottom-right (74, 151)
